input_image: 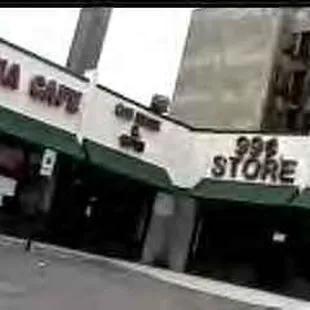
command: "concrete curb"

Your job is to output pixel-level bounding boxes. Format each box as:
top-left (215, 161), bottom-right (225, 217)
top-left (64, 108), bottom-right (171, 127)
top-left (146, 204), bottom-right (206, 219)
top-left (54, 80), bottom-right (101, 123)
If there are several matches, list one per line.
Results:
top-left (0, 234), bottom-right (309, 310)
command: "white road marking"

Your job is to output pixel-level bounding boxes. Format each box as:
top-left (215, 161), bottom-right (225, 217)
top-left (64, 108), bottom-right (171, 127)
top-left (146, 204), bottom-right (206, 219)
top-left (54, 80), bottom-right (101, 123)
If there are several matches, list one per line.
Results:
top-left (0, 234), bottom-right (309, 309)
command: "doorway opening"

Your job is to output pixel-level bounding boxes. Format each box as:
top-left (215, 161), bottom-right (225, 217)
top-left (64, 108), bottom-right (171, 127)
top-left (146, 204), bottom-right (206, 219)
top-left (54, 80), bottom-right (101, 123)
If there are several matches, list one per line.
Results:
top-left (0, 133), bottom-right (45, 238)
top-left (47, 161), bottom-right (157, 261)
top-left (186, 199), bottom-right (308, 298)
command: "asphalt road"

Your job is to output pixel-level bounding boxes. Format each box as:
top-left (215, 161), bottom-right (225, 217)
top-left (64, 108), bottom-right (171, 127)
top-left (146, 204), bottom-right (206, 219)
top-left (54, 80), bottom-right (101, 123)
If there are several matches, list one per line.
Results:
top-left (0, 243), bottom-right (277, 310)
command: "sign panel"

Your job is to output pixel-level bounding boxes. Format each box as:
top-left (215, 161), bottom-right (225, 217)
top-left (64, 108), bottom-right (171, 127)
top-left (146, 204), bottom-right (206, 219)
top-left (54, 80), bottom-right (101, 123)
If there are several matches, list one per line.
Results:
top-left (114, 102), bottom-right (162, 154)
top-left (210, 135), bottom-right (298, 185)
top-left (0, 58), bottom-right (83, 115)
top-left (40, 149), bottom-right (57, 177)
top-left (0, 40), bottom-right (86, 136)
top-left (197, 133), bottom-right (309, 189)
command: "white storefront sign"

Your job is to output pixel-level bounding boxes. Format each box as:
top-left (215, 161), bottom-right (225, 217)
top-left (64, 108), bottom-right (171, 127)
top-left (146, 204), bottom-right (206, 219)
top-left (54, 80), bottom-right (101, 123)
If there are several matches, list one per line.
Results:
top-left (40, 149), bottom-right (57, 177)
top-left (4, 37), bottom-right (310, 191)
top-left (196, 133), bottom-right (309, 189)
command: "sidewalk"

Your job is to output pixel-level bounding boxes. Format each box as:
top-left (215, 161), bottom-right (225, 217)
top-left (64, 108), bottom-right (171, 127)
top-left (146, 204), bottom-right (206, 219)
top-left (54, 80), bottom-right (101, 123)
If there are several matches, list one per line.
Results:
top-left (0, 234), bottom-right (307, 310)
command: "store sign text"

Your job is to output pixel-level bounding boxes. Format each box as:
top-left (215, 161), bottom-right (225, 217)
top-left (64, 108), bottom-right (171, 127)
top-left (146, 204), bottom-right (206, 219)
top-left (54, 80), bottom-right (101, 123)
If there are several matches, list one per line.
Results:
top-left (211, 136), bottom-right (298, 185)
top-left (115, 103), bottom-right (162, 153)
top-left (119, 124), bottom-right (145, 153)
top-left (115, 103), bottom-right (161, 132)
top-left (0, 58), bottom-right (82, 114)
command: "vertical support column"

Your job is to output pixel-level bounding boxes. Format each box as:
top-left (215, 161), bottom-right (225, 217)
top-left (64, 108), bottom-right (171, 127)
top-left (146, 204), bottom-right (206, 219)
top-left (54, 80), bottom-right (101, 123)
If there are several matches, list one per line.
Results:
top-left (66, 8), bottom-right (112, 76)
top-left (142, 191), bottom-right (197, 273)
top-left (141, 192), bottom-right (174, 265)
top-left (167, 193), bottom-right (197, 272)
top-left (40, 171), bottom-right (57, 214)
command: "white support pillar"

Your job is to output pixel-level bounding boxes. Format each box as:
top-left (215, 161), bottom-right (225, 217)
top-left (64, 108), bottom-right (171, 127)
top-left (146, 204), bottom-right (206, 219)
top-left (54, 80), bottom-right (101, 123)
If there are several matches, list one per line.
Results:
top-left (76, 69), bottom-right (98, 145)
top-left (142, 192), bottom-right (174, 265)
top-left (167, 193), bottom-right (197, 272)
top-left (142, 191), bottom-right (197, 272)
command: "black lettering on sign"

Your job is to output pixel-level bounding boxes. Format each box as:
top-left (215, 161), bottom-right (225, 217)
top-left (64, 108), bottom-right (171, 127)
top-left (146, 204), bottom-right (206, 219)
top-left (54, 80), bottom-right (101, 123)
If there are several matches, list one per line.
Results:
top-left (249, 136), bottom-right (264, 158)
top-left (133, 139), bottom-right (145, 153)
top-left (235, 136), bottom-right (250, 157)
top-left (131, 124), bottom-right (140, 139)
top-left (148, 118), bottom-right (161, 131)
top-left (265, 138), bottom-right (279, 158)
top-left (261, 159), bottom-right (278, 183)
top-left (0, 58), bottom-right (83, 113)
top-left (135, 113), bottom-right (147, 128)
top-left (210, 136), bottom-right (297, 185)
top-left (56, 85), bottom-right (71, 107)
top-left (54, 84), bottom-right (67, 107)
top-left (115, 103), bottom-right (161, 132)
top-left (228, 156), bottom-right (241, 178)
top-left (135, 112), bottom-right (161, 132)
top-left (0, 59), bottom-right (7, 82)
top-left (29, 77), bottom-right (81, 114)
top-left (2, 63), bottom-right (20, 90)
top-left (242, 158), bottom-right (261, 180)
top-left (0, 59), bottom-right (20, 90)
top-left (65, 89), bottom-right (82, 114)
top-left (115, 103), bottom-right (124, 117)
top-left (115, 103), bottom-right (134, 121)
top-left (280, 159), bottom-right (297, 184)
top-left (29, 75), bottom-right (46, 101)
top-left (119, 124), bottom-right (146, 153)
top-left (44, 80), bottom-right (57, 106)
top-left (119, 134), bottom-right (145, 153)
top-left (119, 134), bottom-right (132, 148)
top-left (211, 155), bottom-right (227, 177)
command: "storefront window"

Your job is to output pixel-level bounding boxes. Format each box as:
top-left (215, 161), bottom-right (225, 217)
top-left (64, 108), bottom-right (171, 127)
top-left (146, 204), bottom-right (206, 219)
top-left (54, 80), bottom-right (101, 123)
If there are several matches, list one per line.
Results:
top-left (0, 143), bottom-right (27, 181)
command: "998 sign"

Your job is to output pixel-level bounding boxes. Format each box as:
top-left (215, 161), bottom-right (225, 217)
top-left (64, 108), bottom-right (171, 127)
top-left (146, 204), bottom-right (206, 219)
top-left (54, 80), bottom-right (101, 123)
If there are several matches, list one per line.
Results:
top-left (211, 136), bottom-right (297, 185)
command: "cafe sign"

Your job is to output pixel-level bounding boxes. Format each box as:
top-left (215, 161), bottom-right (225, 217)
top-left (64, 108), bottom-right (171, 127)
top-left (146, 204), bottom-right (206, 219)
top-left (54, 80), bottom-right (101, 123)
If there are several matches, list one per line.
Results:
top-left (210, 135), bottom-right (298, 185)
top-left (0, 57), bottom-right (83, 114)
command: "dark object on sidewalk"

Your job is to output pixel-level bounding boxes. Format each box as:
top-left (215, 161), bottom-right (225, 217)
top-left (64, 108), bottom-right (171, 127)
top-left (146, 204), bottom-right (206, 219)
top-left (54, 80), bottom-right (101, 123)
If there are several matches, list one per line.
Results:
top-left (23, 212), bottom-right (45, 252)
top-left (24, 214), bottom-right (36, 252)
top-left (25, 235), bottom-right (32, 252)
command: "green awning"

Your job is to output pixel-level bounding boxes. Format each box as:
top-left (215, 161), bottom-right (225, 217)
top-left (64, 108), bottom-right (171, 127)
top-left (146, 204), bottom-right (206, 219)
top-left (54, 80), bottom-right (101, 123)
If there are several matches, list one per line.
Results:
top-left (192, 179), bottom-right (297, 206)
top-left (0, 106), bottom-right (84, 160)
top-left (290, 188), bottom-right (310, 210)
top-left (83, 139), bottom-right (172, 190)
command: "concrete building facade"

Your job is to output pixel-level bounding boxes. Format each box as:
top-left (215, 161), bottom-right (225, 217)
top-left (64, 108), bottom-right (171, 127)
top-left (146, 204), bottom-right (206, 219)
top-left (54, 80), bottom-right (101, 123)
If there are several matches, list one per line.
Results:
top-left (1, 31), bottom-right (310, 297)
top-left (171, 8), bottom-right (310, 133)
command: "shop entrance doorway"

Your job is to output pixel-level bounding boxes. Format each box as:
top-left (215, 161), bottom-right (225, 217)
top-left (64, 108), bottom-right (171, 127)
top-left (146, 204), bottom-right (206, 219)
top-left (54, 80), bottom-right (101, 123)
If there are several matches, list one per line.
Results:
top-left (47, 162), bottom-right (156, 261)
top-left (187, 200), bottom-right (298, 295)
top-left (0, 134), bottom-right (44, 239)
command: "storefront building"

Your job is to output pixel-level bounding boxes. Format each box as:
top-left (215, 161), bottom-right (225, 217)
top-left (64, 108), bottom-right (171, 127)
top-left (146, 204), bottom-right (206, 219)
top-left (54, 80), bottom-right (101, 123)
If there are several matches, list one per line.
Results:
top-left (1, 36), bottom-right (310, 297)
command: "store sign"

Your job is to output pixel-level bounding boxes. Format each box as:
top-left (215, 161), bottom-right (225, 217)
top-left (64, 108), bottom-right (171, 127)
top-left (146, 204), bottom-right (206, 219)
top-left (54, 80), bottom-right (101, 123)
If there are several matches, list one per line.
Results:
top-left (210, 136), bottom-right (298, 185)
top-left (115, 103), bottom-right (161, 132)
top-left (115, 103), bottom-right (162, 153)
top-left (40, 149), bottom-right (57, 177)
top-left (0, 58), bottom-right (82, 114)
top-left (29, 75), bottom-right (82, 114)
top-left (119, 124), bottom-right (145, 153)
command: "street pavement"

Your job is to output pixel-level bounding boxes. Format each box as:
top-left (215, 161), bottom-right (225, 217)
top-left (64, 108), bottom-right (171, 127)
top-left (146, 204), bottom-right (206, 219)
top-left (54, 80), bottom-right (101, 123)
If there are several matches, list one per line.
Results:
top-left (0, 241), bottom-right (280, 310)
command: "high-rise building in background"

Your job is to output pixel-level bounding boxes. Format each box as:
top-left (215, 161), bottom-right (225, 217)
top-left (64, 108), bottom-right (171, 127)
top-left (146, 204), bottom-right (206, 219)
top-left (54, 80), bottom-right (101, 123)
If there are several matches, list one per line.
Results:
top-left (171, 8), bottom-right (310, 132)
top-left (66, 8), bottom-right (112, 76)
